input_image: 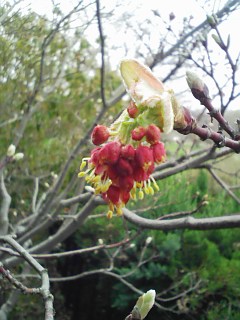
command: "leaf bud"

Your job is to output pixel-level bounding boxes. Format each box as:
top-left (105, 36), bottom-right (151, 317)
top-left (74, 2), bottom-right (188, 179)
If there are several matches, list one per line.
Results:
top-left (186, 71), bottom-right (210, 100)
top-left (212, 34), bottom-right (225, 50)
top-left (207, 14), bottom-right (218, 28)
top-left (12, 153), bottom-right (24, 161)
top-left (7, 144), bottom-right (16, 157)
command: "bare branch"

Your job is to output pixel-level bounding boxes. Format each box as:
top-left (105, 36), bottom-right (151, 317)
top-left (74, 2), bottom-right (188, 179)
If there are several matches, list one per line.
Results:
top-left (96, 0), bottom-right (107, 108)
top-left (0, 236), bottom-right (54, 320)
top-left (0, 171), bottom-right (11, 235)
top-left (123, 208), bottom-right (240, 231)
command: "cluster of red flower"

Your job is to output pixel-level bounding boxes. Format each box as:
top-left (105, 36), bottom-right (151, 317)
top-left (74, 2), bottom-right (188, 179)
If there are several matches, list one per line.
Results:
top-left (79, 121), bottom-right (166, 218)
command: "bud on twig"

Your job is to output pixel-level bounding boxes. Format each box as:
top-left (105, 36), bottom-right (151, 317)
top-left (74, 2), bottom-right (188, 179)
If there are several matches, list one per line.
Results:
top-left (207, 14), bottom-right (218, 28)
top-left (12, 153), bottom-right (24, 161)
top-left (145, 236), bottom-right (153, 245)
top-left (212, 34), bottom-right (225, 50)
top-left (186, 71), bottom-right (210, 100)
top-left (91, 125), bottom-right (110, 145)
top-left (98, 239), bottom-right (104, 245)
top-left (7, 144), bottom-right (16, 157)
top-left (135, 289), bottom-right (156, 319)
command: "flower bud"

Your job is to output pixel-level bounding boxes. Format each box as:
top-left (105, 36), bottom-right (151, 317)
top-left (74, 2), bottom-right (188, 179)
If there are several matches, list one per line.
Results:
top-left (91, 125), bottom-right (110, 145)
top-left (7, 144), bottom-right (16, 157)
top-left (145, 236), bottom-right (153, 245)
top-left (182, 107), bottom-right (194, 128)
top-left (127, 100), bottom-right (139, 118)
top-left (98, 238), bottom-right (104, 245)
top-left (131, 126), bottom-right (146, 141)
top-left (169, 12), bottom-right (175, 21)
top-left (146, 124), bottom-right (161, 145)
top-left (186, 71), bottom-right (210, 100)
top-left (12, 153), bottom-right (24, 161)
top-left (207, 14), bottom-right (218, 28)
top-left (212, 34), bottom-right (225, 50)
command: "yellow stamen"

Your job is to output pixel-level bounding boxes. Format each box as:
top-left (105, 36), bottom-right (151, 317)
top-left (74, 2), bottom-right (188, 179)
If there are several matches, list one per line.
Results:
top-left (143, 181), bottom-right (150, 194)
top-left (136, 182), bottom-right (143, 188)
top-left (101, 182), bottom-right (111, 193)
top-left (80, 161), bottom-right (87, 171)
top-left (148, 186), bottom-right (154, 195)
top-left (151, 176), bottom-right (160, 191)
top-left (130, 190), bottom-right (137, 200)
top-left (92, 175), bottom-right (101, 183)
top-left (107, 210), bottom-right (113, 219)
top-left (116, 206), bottom-right (123, 216)
top-left (94, 187), bottom-right (101, 194)
top-left (138, 190), bottom-right (144, 199)
top-left (78, 172), bottom-right (86, 178)
top-left (109, 203), bottom-right (114, 212)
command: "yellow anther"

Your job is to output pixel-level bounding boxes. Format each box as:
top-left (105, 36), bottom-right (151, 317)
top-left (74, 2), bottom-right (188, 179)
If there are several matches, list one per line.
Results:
top-left (143, 182), bottom-right (149, 194)
top-left (116, 207), bottom-right (123, 216)
top-left (94, 187), bottom-right (101, 194)
top-left (92, 175), bottom-right (101, 183)
top-left (136, 182), bottom-right (143, 188)
top-left (101, 184), bottom-right (110, 193)
top-left (109, 203), bottom-right (114, 212)
top-left (130, 190), bottom-right (137, 200)
top-left (107, 210), bottom-right (113, 219)
top-left (80, 161), bottom-right (87, 171)
top-left (138, 190), bottom-right (144, 199)
top-left (151, 176), bottom-right (160, 191)
top-left (78, 172), bottom-right (86, 178)
top-left (144, 187), bottom-right (150, 195)
top-left (153, 182), bottom-right (159, 191)
top-left (149, 186), bottom-right (154, 195)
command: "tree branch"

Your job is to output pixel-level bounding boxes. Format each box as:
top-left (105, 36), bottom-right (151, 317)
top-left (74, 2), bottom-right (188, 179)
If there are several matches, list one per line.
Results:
top-left (123, 208), bottom-right (240, 231)
top-left (0, 171), bottom-right (11, 235)
top-left (0, 236), bottom-right (54, 320)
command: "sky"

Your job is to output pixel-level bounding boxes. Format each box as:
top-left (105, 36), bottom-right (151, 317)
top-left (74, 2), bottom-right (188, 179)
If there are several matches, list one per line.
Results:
top-left (9, 0), bottom-right (240, 110)
top-left (25, 0), bottom-right (240, 67)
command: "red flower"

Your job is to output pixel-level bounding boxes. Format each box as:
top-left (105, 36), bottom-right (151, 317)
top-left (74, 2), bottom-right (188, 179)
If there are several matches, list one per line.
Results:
top-left (121, 144), bottom-right (135, 160)
top-left (107, 185), bottom-right (120, 205)
top-left (127, 100), bottom-right (139, 118)
top-left (131, 126), bottom-right (146, 141)
top-left (98, 141), bottom-right (121, 165)
top-left (146, 124), bottom-right (161, 145)
top-left (119, 176), bottom-right (134, 192)
top-left (91, 125), bottom-right (110, 145)
top-left (151, 141), bottom-right (166, 163)
top-left (117, 158), bottom-right (133, 176)
top-left (90, 147), bottom-right (101, 166)
top-left (133, 166), bottom-right (149, 182)
top-left (79, 136), bottom-right (165, 217)
top-left (135, 145), bottom-right (154, 174)
top-left (120, 190), bottom-right (131, 204)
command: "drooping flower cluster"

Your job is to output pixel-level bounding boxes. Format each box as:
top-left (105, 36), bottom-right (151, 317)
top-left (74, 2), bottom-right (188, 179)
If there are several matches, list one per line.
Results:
top-left (79, 59), bottom-right (187, 218)
top-left (79, 122), bottom-right (165, 218)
